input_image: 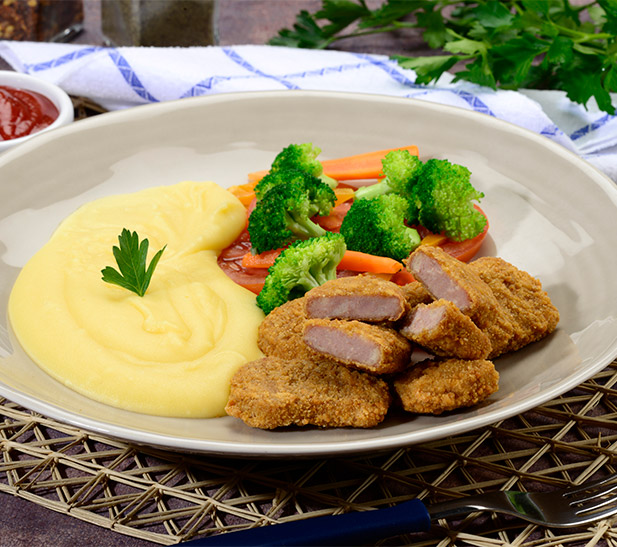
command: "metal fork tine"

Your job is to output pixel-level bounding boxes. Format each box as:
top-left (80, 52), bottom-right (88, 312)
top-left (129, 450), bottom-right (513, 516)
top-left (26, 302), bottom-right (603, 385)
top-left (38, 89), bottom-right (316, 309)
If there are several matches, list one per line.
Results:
top-left (576, 500), bottom-right (617, 522)
top-left (565, 474), bottom-right (617, 496)
top-left (571, 482), bottom-right (617, 506)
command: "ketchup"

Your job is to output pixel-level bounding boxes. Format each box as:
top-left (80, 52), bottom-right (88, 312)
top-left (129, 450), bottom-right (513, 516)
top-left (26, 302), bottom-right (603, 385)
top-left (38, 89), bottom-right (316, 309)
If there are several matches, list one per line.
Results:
top-left (0, 85), bottom-right (59, 141)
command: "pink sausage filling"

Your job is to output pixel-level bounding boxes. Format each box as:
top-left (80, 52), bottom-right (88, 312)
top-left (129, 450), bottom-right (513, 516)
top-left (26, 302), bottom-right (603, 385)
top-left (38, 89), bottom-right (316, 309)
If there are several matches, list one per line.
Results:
top-left (304, 325), bottom-right (381, 368)
top-left (409, 252), bottom-right (471, 310)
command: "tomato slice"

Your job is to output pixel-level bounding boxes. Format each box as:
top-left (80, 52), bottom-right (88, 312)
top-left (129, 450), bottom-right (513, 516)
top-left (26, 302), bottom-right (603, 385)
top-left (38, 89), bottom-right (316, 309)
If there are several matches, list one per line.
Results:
top-left (217, 229), bottom-right (268, 294)
top-left (314, 201), bottom-right (351, 232)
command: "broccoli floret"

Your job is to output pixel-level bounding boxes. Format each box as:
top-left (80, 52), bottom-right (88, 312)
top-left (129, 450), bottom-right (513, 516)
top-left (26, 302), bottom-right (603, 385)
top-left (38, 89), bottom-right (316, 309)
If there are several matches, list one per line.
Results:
top-left (254, 167), bottom-right (332, 204)
top-left (248, 178), bottom-right (336, 254)
top-left (256, 232), bottom-right (346, 315)
top-left (270, 143), bottom-right (337, 189)
top-left (411, 158), bottom-right (486, 241)
top-left (254, 169), bottom-right (302, 201)
top-left (354, 149), bottom-right (423, 202)
top-left (340, 194), bottom-right (421, 262)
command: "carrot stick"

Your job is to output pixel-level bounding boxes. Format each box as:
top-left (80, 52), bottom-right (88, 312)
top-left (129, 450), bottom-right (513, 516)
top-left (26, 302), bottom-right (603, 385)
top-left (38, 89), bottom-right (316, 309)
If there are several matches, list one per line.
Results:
top-left (247, 145), bottom-right (419, 183)
top-left (420, 233), bottom-right (449, 247)
top-left (241, 248), bottom-right (282, 269)
top-left (247, 170), bottom-right (268, 184)
top-left (337, 250), bottom-right (403, 274)
top-left (228, 181), bottom-right (257, 207)
top-left (230, 183), bottom-right (354, 213)
top-left (241, 248), bottom-right (403, 274)
top-left (321, 145), bottom-right (419, 181)
top-left (334, 187), bottom-right (355, 206)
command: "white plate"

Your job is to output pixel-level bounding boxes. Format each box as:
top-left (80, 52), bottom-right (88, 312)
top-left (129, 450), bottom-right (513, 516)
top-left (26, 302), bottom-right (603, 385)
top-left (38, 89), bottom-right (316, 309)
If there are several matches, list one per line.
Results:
top-left (1, 91), bottom-right (617, 457)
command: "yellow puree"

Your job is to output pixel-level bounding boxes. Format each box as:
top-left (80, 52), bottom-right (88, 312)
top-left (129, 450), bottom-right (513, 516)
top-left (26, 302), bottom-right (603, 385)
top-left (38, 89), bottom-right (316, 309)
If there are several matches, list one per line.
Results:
top-left (8, 181), bottom-right (264, 418)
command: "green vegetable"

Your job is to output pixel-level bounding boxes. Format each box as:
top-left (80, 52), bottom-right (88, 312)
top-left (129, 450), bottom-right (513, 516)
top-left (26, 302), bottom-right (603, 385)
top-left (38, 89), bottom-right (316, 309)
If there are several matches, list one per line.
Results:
top-left (254, 167), bottom-right (325, 201)
top-left (101, 228), bottom-right (166, 297)
top-left (270, 143), bottom-right (338, 188)
top-left (256, 232), bottom-right (346, 314)
top-left (355, 149), bottom-right (423, 219)
top-left (340, 194), bottom-right (421, 262)
top-left (411, 158), bottom-right (486, 241)
top-left (248, 175), bottom-right (336, 254)
top-left (270, 0), bottom-right (617, 114)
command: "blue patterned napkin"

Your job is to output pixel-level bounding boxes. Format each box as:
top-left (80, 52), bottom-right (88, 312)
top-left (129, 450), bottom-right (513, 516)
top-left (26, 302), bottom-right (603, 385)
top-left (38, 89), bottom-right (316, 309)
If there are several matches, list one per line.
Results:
top-left (1, 41), bottom-right (615, 181)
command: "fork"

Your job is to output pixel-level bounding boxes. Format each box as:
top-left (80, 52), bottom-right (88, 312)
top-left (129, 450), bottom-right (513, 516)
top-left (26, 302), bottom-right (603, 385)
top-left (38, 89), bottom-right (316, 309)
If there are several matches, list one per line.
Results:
top-left (187, 473), bottom-right (617, 546)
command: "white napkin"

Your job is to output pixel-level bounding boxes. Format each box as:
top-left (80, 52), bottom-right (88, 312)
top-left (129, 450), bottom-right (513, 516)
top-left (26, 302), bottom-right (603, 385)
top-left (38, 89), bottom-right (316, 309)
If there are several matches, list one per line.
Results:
top-left (1, 41), bottom-right (616, 181)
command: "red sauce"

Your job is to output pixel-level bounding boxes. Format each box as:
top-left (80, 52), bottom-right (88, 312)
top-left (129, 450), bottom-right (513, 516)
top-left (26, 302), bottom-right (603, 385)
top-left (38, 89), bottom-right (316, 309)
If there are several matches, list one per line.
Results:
top-left (0, 85), bottom-right (59, 141)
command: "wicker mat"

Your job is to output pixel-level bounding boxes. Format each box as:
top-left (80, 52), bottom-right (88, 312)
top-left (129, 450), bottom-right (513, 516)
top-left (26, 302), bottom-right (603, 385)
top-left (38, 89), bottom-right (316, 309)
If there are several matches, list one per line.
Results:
top-left (1, 360), bottom-right (616, 546)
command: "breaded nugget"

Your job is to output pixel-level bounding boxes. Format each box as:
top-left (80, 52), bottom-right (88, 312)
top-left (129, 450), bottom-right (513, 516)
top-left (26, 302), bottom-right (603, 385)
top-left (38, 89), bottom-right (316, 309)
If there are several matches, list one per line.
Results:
top-left (393, 358), bottom-right (499, 415)
top-left (400, 299), bottom-right (492, 360)
top-left (406, 246), bottom-right (515, 355)
top-left (399, 280), bottom-right (433, 308)
top-left (225, 357), bottom-right (391, 429)
top-left (305, 274), bottom-right (409, 322)
top-left (303, 318), bottom-right (412, 375)
top-left (407, 246), bottom-right (498, 326)
top-left (469, 256), bottom-right (559, 355)
top-left (257, 297), bottom-right (325, 361)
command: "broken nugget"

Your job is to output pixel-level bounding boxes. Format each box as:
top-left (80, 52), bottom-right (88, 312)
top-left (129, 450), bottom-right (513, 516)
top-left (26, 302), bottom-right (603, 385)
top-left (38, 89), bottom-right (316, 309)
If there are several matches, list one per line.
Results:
top-left (303, 318), bottom-right (412, 375)
top-left (304, 274), bottom-right (409, 322)
top-left (400, 299), bottom-right (492, 360)
top-left (407, 246), bottom-right (515, 354)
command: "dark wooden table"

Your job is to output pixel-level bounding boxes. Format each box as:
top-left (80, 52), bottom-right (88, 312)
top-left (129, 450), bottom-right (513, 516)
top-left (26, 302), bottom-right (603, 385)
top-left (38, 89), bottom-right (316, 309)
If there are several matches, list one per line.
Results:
top-left (0, 1), bottom-right (426, 546)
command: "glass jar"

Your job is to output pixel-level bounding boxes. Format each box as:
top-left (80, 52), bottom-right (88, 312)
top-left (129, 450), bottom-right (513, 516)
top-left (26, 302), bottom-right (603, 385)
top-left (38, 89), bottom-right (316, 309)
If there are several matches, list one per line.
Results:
top-left (102, 0), bottom-right (217, 47)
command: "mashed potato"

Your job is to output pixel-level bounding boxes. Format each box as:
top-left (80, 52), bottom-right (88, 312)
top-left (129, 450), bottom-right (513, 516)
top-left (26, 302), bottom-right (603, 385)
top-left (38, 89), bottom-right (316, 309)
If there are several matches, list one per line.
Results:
top-left (8, 181), bottom-right (264, 418)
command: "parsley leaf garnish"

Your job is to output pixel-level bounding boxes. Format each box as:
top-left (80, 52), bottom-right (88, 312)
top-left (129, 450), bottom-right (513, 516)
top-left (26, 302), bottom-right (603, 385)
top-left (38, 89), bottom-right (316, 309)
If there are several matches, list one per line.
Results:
top-left (101, 229), bottom-right (166, 297)
top-left (270, 0), bottom-right (617, 114)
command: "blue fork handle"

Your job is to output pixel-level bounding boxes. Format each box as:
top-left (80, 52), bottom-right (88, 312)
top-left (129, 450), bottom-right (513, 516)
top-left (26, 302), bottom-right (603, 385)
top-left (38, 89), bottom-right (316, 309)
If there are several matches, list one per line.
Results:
top-left (185, 498), bottom-right (431, 546)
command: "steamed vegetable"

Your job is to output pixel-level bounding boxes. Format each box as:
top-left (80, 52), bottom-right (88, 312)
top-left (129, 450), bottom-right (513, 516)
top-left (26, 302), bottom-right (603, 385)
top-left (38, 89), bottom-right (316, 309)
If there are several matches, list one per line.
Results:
top-left (340, 194), bottom-right (421, 262)
top-left (411, 158), bottom-right (486, 241)
top-left (248, 175), bottom-right (336, 254)
top-left (269, 143), bottom-right (337, 188)
top-left (256, 232), bottom-right (346, 315)
top-left (354, 149), bottom-right (423, 203)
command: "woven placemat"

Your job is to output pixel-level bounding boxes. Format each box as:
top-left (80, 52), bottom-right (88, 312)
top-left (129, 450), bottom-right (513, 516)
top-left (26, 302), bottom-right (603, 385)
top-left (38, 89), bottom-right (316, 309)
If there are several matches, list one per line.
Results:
top-left (1, 360), bottom-right (617, 545)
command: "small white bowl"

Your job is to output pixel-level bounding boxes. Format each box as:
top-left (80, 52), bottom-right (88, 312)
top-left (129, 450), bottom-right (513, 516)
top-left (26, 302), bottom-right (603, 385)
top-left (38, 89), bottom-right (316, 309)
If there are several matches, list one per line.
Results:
top-left (0, 71), bottom-right (74, 153)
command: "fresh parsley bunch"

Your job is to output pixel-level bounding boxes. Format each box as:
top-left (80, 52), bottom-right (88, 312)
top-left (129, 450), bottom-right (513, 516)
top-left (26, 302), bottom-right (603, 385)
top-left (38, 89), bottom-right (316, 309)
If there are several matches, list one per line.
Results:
top-left (270, 0), bottom-right (617, 114)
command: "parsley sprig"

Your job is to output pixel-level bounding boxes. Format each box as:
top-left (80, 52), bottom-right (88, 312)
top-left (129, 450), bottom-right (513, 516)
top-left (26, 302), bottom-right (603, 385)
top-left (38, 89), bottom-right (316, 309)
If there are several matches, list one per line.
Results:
top-left (101, 229), bottom-right (166, 297)
top-left (270, 0), bottom-right (617, 114)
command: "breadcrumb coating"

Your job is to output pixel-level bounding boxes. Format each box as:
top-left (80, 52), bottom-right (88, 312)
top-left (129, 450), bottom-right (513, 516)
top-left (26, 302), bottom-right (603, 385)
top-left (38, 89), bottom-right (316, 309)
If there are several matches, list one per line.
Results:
top-left (399, 280), bottom-right (433, 308)
top-left (225, 357), bottom-right (391, 429)
top-left (400, 299), bottom-right (492, 360)
top-left (469, 257), bottom-right (559, 356)
top-left (257, 297), bottom-right (327, 362)
top-left (393, 358), bottom-right (499, 415)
